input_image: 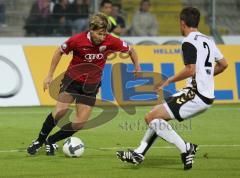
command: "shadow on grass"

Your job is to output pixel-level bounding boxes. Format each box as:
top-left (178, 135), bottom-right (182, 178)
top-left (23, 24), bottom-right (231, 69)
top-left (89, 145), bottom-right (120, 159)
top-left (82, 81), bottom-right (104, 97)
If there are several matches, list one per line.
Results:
top-left (117, 155), bottom-right (182, 170)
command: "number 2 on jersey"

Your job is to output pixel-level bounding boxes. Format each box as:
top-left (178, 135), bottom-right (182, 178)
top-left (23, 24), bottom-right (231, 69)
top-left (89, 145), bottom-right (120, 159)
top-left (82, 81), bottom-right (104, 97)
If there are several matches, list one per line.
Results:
top-left (203, 42), bottom-right (212, 67)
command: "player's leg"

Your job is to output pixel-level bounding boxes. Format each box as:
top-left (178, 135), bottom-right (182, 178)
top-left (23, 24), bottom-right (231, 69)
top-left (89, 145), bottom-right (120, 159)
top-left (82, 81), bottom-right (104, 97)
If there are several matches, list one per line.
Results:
top-left (117, 103), bottom-right (196, 168)
top-left (118, 89), bottom-right (211, 169)
top-left (117, 104), bottom-right (169, 163)
top-left (45, 79), bottom-right (100, 155)
top-left (40, 94), bottom-right (73, 137)
top-left (27, 74), bottom-right (75, 155)
top-left (134, 104), bottom-right (171, 154)
top-left (146, 104), bottom-right (187, 153)
top-left (46, 103), bottom-right (92, 155)
top-left (159, 97), bottom-right (206, 170)
top-left (40, 92), bottom-right (75, 143)
top-left (117, 104), bottom-right (187, 164)
top-left (117, 131), bottom-right (157, 163)
top-left (27, 92), bottom-right (74, 155)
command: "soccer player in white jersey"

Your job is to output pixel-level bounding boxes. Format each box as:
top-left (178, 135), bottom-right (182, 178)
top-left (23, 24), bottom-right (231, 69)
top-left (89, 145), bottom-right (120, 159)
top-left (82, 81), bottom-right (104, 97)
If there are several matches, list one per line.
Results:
top-left (116, 7), bottom-right (228, 170)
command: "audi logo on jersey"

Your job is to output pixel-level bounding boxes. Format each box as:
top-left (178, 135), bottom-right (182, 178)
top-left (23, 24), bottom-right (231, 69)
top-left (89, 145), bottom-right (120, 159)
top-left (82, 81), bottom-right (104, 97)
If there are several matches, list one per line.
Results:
top-left (84, 53), bottom-right (104, 62)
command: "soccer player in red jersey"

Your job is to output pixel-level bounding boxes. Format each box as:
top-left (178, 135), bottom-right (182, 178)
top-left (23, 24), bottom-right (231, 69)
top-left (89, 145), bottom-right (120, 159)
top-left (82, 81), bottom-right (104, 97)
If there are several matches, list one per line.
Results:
top-left (27, 13), bottom-right (141, 156)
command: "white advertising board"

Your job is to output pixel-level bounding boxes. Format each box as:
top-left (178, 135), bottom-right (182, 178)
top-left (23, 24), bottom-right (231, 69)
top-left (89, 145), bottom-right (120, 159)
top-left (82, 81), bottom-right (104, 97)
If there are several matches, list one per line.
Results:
top-left (0, 45), bottom-right (40, 106)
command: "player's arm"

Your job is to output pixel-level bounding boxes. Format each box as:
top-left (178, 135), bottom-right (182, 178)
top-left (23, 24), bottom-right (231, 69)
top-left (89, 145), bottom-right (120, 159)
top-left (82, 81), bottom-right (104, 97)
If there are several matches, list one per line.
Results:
top-left (213, 42), bottom-right (228, 76)
top-left (155, 42), bottom-right (196, 90)
top-left (111, 37), bottom-right (141, 72)
top-left (43, 47), bottom-right (63, 91)
top-left (128, 47), bottom-right (141, 73)
top-left (166, 64), bottom-right (195, 83)
top-left (214, 58), bottom-right (228, 76)
top-left (47, 47), bottom-right (63, 78)
top-left (43, 35), bottom-right (76, 91)
top-left (155, 64), bottom-right (195, 91)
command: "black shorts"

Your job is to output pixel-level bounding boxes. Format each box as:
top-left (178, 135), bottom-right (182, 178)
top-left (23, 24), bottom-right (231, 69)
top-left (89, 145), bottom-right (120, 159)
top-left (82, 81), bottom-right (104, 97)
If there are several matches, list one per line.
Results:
top-left (59, 75), bottom-right (101, 106)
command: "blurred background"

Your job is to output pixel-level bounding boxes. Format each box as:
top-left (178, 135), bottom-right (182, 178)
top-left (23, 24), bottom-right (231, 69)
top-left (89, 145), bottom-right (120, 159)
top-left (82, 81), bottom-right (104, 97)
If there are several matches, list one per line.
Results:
top-left (0, 0), bottom-right (239, 44)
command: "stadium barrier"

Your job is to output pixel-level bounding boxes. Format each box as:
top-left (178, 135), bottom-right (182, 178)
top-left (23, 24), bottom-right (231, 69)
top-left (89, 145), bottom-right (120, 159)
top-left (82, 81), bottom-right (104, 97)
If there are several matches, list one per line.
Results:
top-left (0, 36), bottom-right (238, 45)
top-left (0, 45), bottom-right (239, 106)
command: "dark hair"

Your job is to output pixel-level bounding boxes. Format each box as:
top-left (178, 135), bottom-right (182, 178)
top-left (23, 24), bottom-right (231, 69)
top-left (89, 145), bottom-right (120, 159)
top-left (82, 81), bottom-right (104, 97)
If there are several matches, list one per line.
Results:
top-left (100, 0), bottom-right (112, 7)
top-left (113, 3), bottom-right (122, 10)
top-left (180, 7), bottom-right (200, 28)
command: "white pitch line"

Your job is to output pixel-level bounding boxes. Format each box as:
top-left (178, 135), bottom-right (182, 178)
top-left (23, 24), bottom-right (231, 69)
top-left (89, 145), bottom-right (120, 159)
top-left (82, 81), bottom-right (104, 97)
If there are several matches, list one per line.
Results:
top-left (99, 144), bottom-right (240, 150)
top-left (0, 149), bottom-right (25, 153)
top-left (0, 145), bottom-right (240, 153)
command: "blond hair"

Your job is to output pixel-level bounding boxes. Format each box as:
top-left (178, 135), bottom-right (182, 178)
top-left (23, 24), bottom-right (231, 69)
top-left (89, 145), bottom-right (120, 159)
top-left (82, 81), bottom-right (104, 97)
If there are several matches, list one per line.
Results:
top-left (89, 13), bottom-right (111, 31)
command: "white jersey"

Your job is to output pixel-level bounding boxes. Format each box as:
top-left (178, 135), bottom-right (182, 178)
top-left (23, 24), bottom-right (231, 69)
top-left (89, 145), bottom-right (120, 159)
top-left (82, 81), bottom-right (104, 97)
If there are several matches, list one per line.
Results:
top-left (181, 31), bottom-right (224, 99)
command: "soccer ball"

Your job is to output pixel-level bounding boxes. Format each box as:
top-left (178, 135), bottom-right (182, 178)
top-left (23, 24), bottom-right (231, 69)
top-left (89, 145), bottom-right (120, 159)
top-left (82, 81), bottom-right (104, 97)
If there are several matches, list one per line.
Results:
top-left (63, 137), bottom-right (84, 157)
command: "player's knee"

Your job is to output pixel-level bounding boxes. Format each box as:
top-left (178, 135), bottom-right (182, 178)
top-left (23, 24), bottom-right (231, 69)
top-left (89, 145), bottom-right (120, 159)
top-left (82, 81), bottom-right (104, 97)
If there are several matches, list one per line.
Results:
top-left (72, 121), bottom-right (86, 130)
top-left (144, 112), bottom-right (154, 124)
top-left (53, 108), bottom-right (68, 120)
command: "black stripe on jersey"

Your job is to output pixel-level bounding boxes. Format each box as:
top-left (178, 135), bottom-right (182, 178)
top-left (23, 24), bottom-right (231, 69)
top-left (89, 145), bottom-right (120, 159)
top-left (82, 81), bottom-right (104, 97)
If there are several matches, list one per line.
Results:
top-left (182, 42), bottom-right (197, 65)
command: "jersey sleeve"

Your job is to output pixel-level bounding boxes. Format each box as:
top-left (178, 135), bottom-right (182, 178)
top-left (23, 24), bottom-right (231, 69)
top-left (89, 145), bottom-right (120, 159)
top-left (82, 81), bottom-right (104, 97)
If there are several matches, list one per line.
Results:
top-left (60, 36), bottom-right (77, 55)
top-left (110, 37), bottom-right (130, 53)
top-left (213, 43), bottom-right (224, 61)
top-left (182, 42), bottom-right (197, 65)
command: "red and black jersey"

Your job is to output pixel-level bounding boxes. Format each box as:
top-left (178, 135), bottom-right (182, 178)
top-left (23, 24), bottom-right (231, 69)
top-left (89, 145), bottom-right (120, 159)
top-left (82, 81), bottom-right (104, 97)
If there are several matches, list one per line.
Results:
top-left (60, 31), bottom-right (130, 84)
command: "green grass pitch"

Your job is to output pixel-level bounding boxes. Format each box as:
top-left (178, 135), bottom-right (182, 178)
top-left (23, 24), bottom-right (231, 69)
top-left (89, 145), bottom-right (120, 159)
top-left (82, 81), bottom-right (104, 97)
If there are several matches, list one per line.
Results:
top-left (0, 104), bottom-right (240, 178)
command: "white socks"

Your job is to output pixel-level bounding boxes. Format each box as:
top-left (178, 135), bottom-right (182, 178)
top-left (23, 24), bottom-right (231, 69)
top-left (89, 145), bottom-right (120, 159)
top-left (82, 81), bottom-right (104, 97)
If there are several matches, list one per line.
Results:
top-left (149, 118), bottom-right (186, 153)
top-left (134, 127), bottom-right (156, 154)
top-left (134, 141), bottom-right (148, 154)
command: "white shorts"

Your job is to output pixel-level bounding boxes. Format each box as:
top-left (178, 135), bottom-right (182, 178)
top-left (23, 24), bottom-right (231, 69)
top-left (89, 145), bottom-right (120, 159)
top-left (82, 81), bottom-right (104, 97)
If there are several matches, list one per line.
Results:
top-left (163, 88), bottom-right (214, 122)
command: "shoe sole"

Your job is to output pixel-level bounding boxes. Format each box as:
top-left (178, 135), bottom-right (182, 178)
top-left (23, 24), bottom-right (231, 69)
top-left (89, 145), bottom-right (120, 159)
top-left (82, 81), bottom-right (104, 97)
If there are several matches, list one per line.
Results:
top-left (193, 144), bottom-right (199, 155)
top-left (116, 152), bottom-right (140, 165)
top-left (116, 152), bottom-right (126, 162)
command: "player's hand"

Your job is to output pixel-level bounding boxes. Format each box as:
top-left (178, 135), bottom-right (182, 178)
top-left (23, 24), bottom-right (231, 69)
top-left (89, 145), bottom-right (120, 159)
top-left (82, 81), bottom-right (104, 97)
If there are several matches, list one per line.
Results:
top-left (43, 75), bottom-right (53, 92)
top-left (154, 79), bottom-right (171, 92)
top-left (133, 65), bottom-right (141, 78)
